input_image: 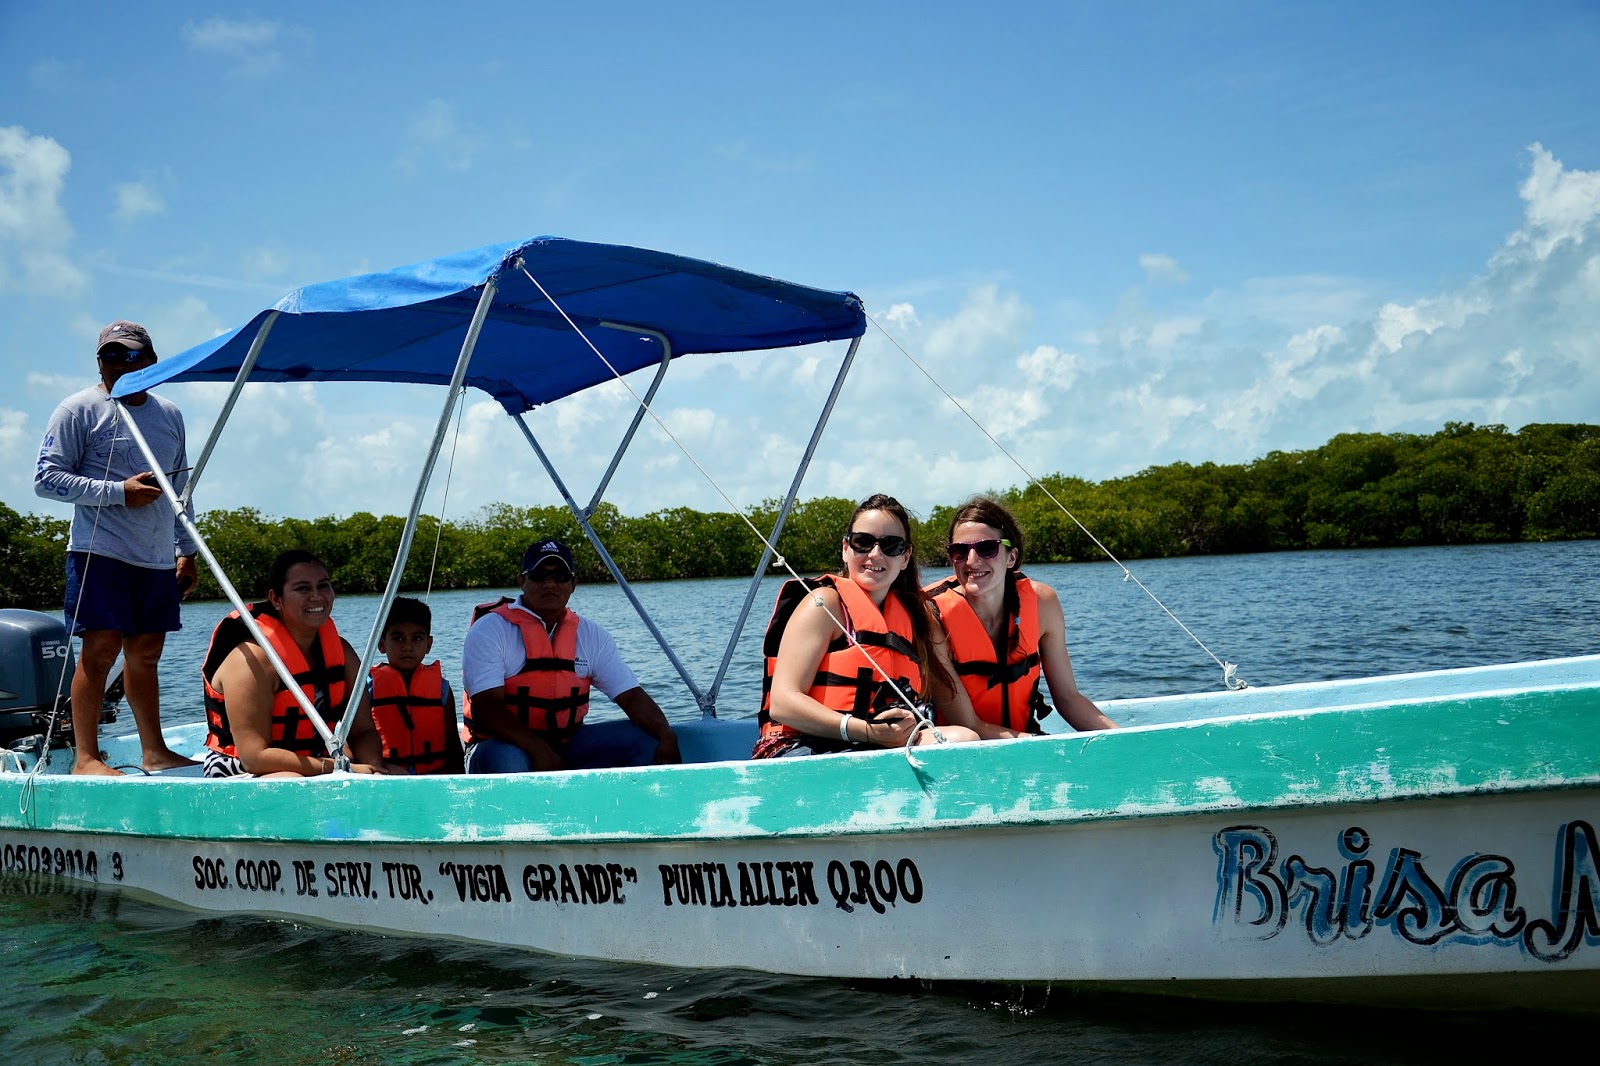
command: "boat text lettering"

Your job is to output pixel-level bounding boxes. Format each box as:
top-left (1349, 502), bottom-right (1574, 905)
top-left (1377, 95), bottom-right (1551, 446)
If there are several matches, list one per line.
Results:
top-left (656, 857), bottom-right (923, 913)
top-left (2, 843), bottom-right (100, 881)
top-left (1213, 820), bottom-right (1600, 961)
top-left (523, 862), bottom-right (636, 905)
top-left (193, 855), bottom-right (230, 890)
top-left (439, 861), bottom-right (511, 903)
top-left (658, 860), bottom-right (820, 909)
top-left (235, 858), bottom-right (283, 893)
top-left (192, 856), bottom-right (286, 894)
top-left (384, 861), bottom-right (432, 904)
top-left (826, 858), bottom-right (924, 913)
top-left (324, 860), bottom-right (375, 899)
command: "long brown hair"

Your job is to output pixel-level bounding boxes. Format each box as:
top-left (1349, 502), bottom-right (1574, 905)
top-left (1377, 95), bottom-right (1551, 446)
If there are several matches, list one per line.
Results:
top-left (947, 496), bottom-right (1025, 640)
top-left (844, 494), bottom-right (953, 697)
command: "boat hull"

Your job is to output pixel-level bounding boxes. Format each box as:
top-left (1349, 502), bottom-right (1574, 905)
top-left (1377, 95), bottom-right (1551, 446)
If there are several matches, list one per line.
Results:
top-left (4, 787), bottom-right (1597, 1010)
top-left (5, 663), bottom-right (1599, 1011)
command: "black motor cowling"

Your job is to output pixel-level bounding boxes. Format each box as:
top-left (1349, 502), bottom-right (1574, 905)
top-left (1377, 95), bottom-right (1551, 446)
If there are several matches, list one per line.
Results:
top-left (0, 608), bottom-right (77, 744)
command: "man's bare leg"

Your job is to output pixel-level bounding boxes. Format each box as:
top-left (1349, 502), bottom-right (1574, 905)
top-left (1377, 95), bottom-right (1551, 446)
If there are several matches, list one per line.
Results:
top-left (70, 630), bottom-right (123, 776)
top-left (122, 631), bottom-right (198, 771)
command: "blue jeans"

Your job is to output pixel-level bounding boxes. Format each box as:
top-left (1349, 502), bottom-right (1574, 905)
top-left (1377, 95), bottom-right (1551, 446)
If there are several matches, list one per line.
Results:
top-left (465, 719), bottom-right (659, 773)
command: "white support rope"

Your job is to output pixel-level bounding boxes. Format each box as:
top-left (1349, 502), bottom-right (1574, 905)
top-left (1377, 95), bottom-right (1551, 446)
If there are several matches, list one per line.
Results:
top-left (422, 384), bottom-right (469, 601)
top-left (865, 310), bottom-right (1247, 692)
top-left (517, 263), bottom-right (945, 746)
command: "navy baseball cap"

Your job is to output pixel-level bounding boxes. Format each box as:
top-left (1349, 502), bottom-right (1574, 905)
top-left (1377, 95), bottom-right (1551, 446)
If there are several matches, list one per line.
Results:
top-left (522, 538), bottom-right (575, 576)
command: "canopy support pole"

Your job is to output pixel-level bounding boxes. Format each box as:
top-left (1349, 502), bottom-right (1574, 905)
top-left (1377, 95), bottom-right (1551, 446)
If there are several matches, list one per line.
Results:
top-left (705, 333), bottom-right (862, 714)
top-left (181, 310), bottom-right (279, 509)
top-left (512, 412), bottom-right (710, 712)
top-left (584, 325), bottom-right (672, 517)
top-left (114, 402), bottom-right (341, 758)
top-left (335, 278), bottom-right (500, 751)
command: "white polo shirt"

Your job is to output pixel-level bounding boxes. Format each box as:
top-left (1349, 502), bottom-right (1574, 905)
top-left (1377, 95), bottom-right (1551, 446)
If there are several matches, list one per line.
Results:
top-left (461, 600), bottom-right (639, 702)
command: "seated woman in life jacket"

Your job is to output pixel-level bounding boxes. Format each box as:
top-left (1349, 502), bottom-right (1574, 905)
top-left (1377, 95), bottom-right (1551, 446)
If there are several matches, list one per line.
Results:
top-left (752, 494), bottom-right (982, 759)
top-left (926, 496), bottom-right (1117, 738)
top-left (201, 549), bottom-right (385, 777)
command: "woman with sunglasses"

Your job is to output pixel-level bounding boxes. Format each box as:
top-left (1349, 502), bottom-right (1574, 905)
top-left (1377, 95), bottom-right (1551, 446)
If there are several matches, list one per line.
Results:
top-left (927, 496), bottom-right (1117, 738)
top-left (752, 494), bottom-right (979, 759)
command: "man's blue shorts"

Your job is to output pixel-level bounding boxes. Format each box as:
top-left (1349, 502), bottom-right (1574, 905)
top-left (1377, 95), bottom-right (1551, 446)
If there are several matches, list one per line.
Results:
top-left (63, 552), bottom-right (182, 637)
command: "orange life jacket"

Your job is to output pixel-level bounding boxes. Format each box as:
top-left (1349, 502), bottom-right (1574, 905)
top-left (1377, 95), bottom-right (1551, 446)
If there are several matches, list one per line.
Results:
top-left (203, 604), bottom-right (347, 759)
top-left (462, 598), bottom-right (590, 741)
top-left (927, 574), bottom-right (1042, 732)
top-left (369, 661), bottom-right (452, 774)
top-left (756, 575), bottom-right (923, 746)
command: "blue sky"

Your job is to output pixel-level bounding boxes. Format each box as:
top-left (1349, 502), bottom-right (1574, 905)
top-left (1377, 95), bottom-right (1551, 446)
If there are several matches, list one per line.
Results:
top-left (3, 2), bottom-right (1599, 530)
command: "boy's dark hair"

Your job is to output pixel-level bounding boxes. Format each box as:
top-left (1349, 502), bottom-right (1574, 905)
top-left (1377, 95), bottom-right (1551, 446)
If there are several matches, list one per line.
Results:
top-left (384, 596), bottom-right (431, 633)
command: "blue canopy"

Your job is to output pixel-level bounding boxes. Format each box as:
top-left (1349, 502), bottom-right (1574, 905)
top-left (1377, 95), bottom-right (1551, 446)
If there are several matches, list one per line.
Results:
top-left (116, 237), bottom-right (866, 413)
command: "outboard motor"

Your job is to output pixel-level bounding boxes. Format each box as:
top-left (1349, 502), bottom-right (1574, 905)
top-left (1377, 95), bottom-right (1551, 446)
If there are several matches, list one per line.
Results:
top-left (0, 608), bottom-right (116, 748)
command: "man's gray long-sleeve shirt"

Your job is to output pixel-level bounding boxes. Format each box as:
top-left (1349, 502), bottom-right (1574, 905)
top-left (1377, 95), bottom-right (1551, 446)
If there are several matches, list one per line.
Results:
top-left (34, 385), bottom-right (197, 569)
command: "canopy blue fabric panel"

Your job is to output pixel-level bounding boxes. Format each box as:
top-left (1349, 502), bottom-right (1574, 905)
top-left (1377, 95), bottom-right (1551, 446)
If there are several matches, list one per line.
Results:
top-left (116, 237), bottom-right (865, 413)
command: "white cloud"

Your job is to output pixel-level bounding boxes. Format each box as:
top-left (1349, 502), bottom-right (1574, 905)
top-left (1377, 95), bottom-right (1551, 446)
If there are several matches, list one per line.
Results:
top-left (1203, 274), bottom-right (1380, 332)
top-left (114, 180), bottom-right (165, 223)
top-left (922, 284), bottom-right (1030, 361)
top-left (817, 144), bottom-right (1600, 508)
top-left (396, 100), bottom-right (484, 175)
top-left (882, 302), bottom-right (919, 331)
top-left (1017, 344), bottom-right (1081, 389)
top-left (1180, 146), bottom-right (1600, 464)
top-left (26, 145), bottom-right (1589, 533)
top-left (1139, 253), bottom-right (1190, 285)
top-left (1501, 143), bottom-right (1600, 260)
top-left (0, 408), bottom-right (37, 513)
top-left (241, 245), bottom-right (290, 281)
top-left (0, 408), bottom-right (29, 459)
top-left (26, 371), bottom-right (81, 400)
top-left (181, 18), bottom-right (287, 77)
top-left (150, 294), bottom-right (230, 356)
top-left (1147, 316), bottom-right (1207, 353)
top-left (654, 407), bottom-right (717, 441)
top-left (0, 125), bottom-right (85, 294)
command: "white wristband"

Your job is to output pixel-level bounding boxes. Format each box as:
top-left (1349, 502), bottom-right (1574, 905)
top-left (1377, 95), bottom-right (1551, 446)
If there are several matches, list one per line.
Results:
top-left (839, 714), bottom-right (853, 742)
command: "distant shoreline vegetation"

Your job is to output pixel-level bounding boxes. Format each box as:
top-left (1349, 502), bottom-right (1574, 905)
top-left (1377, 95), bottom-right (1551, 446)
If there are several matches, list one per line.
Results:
top-left (3, 422), bottom-right (1597, 609)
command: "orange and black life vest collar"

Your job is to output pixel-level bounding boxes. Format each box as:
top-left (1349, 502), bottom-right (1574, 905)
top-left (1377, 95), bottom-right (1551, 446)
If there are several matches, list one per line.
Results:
top-left (370, 660), bottom-right (452, 773)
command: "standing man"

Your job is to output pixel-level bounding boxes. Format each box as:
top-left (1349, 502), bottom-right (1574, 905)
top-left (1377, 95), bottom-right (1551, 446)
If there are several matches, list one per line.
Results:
top-left (35, 321), bottom-right (199, 776)
top-left (461, 538), bottom-right (681, 772)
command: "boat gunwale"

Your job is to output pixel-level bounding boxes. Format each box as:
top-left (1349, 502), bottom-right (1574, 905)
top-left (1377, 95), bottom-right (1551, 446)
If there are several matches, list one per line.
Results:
top-left (5, 679), bottom-right (1597, 846)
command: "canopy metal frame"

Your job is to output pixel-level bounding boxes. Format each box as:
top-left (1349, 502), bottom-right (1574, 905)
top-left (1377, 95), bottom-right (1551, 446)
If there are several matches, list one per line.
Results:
top-left (513, 330), bottom-right (861, 716)
top-left (125, 251), bottom-right (862, 761)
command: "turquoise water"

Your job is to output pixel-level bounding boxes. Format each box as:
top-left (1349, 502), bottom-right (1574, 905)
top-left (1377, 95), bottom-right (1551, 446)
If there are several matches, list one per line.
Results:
top-left (4, 540), bottom-right (1599, 1062)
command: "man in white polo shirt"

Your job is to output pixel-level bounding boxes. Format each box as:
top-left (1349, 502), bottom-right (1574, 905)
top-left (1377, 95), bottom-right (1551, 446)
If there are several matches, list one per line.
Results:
top-left (460, 538), bottom-right (681, 772)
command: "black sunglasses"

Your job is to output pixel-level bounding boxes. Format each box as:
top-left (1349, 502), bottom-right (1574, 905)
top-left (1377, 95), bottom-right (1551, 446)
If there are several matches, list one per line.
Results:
top-left (97, 345), bottom-right (152, 364)
top-left (946, 538), bottom-right (1011, 561)
top-left (845, 531), bottom-right (909, 557)
top-left (523, 567), bottom-right (573, 584)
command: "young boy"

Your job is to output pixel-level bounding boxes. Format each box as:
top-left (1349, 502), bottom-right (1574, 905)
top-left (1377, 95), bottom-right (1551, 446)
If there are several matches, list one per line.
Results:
top-left (370, 597), bottom-right (465, 774)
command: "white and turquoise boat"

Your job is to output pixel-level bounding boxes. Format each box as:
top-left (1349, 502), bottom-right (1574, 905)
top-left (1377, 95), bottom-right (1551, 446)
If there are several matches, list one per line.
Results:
top-left (2, 238), bottom-right (1596, 1012)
